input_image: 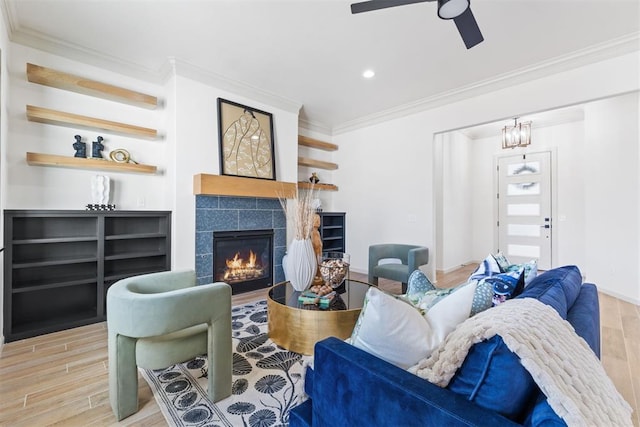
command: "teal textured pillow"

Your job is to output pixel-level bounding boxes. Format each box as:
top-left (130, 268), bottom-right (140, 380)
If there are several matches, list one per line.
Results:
top-left (405, 270), bottom-right (436, 305)
top-left (471, 280), bottom-right (494, 316)
top-left (407, 269), bottom-right (435, 293)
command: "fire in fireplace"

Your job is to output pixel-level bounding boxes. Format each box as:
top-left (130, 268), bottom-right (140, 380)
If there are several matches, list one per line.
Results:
top-left (213, 229), bottom-right (274, 294)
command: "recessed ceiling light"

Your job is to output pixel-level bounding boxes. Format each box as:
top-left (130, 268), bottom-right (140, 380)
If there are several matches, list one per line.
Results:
top-left (362, 69), bottom-right (375, 79)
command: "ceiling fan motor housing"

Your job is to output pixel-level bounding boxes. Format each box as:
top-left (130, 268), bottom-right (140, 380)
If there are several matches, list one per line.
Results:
top-left (437, 0), bottom-right (470, 20)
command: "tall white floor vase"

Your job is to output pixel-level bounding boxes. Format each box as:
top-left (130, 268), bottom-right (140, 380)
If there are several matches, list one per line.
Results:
top-left (285, 238), bottom-right (317, 291)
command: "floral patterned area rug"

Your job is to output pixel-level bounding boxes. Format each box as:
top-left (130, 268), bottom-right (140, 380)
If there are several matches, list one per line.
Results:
top-left (140, 300), bottom-right (311, 427)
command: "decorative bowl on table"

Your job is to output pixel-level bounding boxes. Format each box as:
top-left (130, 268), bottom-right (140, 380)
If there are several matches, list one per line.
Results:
top-left (319, 252), bottom-right (350, 288)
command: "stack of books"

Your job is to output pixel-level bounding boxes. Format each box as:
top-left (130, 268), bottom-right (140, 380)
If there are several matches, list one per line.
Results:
top-left (298, 289), bottom-right (336, 309)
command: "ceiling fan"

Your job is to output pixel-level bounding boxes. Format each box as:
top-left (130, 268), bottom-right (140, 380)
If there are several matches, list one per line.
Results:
top-left (350, 0), bottom-right (484, 49)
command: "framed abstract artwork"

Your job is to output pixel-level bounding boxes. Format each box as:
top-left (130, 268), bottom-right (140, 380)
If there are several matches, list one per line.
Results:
top-left (217, 98), bottom-right (276, 180)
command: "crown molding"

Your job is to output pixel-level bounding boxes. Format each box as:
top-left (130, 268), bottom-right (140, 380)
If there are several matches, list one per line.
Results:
top-left (4, 1), bottom-right (302, 115)
top-left (168, 58), bottom-right (302, 115)
top-left (7, 24), bottom-right (166, 84)
top-left (332, 32), bottom-right (640, 135)
top-left (298, 116), bottom-right (332, 135)
top-left (1, 0), bottom-right (18, 36)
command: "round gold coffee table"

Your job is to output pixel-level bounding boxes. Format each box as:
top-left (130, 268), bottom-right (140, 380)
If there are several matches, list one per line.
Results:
top-left (267, 279), bottom-right (372, 355)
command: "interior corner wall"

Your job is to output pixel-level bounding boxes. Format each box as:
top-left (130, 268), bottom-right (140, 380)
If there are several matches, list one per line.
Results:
top-left (171, 74), bottom-right (300, 271)
top-left (333, 51), bottom-right (639, 300)
top-left (298, 128), bottom-right (335, 212)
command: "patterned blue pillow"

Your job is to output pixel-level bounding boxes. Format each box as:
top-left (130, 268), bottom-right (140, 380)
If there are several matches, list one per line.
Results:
top-left (469, 254), bottom-right (502, 284)
top-left (493, 251), bottom-right (510, 272)
top-left (483, 266), bottom-right (525, 306)
top-left (405, 268), bottom-right (493, 317)
top-left (506, 260), bottom-right (538, 286)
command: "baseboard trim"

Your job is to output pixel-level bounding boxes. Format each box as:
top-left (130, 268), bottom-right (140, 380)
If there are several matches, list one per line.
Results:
top-left (597, 287), bottom-right (640, 306)
top-left (437, 261), bottom-right (479, 275)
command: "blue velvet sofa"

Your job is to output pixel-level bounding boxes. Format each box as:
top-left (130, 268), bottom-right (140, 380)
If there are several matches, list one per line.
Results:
top-left (289, 265), bottom-right (600, 427)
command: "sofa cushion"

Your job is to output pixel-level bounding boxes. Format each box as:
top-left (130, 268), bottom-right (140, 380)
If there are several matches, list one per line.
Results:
top-left (350, 285), bottom-right (475, 369)
top-left (446, 265), bottom-right (583, 421)
top-left (524, 395), bottom-right (566, 427)
top-left (289, 399), bottom-right (313, 427)
top-left (516, 265), bottom-right (582, 319)
top-left (447, 335), bottom-right (537, 421)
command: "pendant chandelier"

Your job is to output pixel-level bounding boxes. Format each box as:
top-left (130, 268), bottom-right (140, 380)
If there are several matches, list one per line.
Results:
top-left (502, 118), bottom-right (532, 149)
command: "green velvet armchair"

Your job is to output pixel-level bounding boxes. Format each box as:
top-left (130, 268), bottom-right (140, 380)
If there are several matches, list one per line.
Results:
top-left (107, 270), bottom-right (232, 421)
top-left (368, 244), bottom-right (429, 293)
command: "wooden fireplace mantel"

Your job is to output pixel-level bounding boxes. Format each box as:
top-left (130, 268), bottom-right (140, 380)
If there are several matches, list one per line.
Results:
top-left (193, 174), bottom-right (297, 198)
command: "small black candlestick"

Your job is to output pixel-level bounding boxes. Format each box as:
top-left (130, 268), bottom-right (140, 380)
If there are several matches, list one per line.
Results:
top-left (73, 135), bottom-right (86, 158)
top-left (92, 136), bottom-right (104, 159)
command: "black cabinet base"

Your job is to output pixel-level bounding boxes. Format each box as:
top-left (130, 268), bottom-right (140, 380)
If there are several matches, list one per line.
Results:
top-left (3, 210), bottom-right (171, 342)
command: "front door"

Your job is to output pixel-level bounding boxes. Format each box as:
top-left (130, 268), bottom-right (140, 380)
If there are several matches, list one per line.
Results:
top-left (497, 151), bottom-right (552, 270)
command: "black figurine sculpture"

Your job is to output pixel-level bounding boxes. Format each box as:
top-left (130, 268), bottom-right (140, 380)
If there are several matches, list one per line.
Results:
top-left (92, 136), bottom-right (104, 159)
top-left (73, 135), bottom-right (86, 158)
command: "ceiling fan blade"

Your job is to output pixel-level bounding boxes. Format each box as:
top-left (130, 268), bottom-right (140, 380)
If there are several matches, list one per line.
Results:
top-left (453, 7), bottom-right (484, 49)
top-left (351, 0), bottom-right (429, 14)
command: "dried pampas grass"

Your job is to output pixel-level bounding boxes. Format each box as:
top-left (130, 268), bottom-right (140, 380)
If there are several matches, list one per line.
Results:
top-left (279, 185), bottom-right (317, 240)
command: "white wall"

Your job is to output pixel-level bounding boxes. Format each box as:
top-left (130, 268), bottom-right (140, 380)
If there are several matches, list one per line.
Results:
top-left (438, 131), bottom-right (473, 272)
top-left (170, 73), bottom-right (300, 270)
top-left (584, 93), bottom-right (639, 302)
top-left (332, 113), bottom-right (433, 276)
top-left (5, 44), bottom-right (168, 210)
top-left (334, 51), bottom-right (640, 304)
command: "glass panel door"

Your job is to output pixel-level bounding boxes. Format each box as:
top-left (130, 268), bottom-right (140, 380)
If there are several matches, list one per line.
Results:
top-left (497, 152), bottom-right (552, 269)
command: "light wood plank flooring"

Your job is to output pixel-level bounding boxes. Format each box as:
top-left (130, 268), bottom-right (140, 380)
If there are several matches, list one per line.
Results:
top-left (0, 266), bottom-right (637, 426)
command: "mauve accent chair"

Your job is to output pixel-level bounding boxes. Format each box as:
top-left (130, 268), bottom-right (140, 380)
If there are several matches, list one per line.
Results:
top-left (107, 270), bottom-right (232, 421)
top-left (368, 244), bottom-right (429, 293)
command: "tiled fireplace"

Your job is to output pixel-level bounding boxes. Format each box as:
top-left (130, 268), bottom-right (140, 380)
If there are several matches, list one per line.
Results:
top-left (212, 229), bottom-right (274, 294)
top-left (195, 195), bottom-right (286, 292)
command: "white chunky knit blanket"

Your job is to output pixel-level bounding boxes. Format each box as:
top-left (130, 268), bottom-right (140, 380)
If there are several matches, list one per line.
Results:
top-left (408, 298), bottom-right (632, 427)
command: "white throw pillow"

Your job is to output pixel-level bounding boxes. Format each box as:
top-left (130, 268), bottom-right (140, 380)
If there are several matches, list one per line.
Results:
top-left (423, 282), bottom-right (477, 352)
top-left (350, 284), bottom-right (476, 369)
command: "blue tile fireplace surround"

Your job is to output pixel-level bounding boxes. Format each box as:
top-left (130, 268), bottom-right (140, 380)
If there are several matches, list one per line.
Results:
top-left (195, 195), bottom-right (287, 288)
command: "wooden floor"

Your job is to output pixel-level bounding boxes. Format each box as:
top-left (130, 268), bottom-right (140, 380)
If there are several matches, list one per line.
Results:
top-left (0, 266), bottom-right (638, 426)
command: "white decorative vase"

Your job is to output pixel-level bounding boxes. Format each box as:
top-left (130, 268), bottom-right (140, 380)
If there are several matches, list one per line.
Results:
top-left (285, 238), bottom-right (317, 292)
top-left (91, 175), bottom-right (110, 204)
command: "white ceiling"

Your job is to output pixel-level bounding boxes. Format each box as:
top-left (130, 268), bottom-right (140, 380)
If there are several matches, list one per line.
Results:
top-left (3, 0), bottom-right (639, 134)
